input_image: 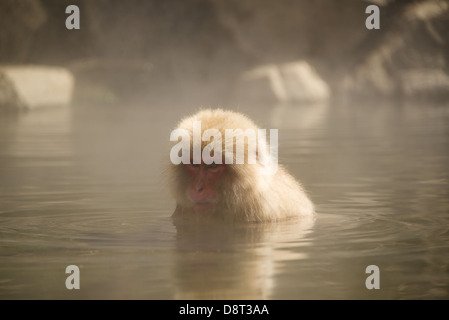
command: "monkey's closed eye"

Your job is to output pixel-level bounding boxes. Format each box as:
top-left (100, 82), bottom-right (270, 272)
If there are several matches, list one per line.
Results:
top-left (185, 163), bottom-right (200, 171)
top-left (207, 163), bottom-right (225, 172)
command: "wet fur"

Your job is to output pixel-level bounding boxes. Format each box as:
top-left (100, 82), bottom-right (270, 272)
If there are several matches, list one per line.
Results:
top-left (169, 108), bottom-right (314, 222)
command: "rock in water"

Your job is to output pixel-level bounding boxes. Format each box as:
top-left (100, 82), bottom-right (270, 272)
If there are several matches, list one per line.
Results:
top-left (0, 65), bottom-right (74, 110)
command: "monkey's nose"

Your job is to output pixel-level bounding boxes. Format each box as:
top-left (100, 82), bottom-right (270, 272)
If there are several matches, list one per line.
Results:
top-left (195, 184), bottom-right (204, 193)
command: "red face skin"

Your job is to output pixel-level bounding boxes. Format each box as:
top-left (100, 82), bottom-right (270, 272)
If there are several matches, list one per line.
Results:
top-left (185, 162), bottom-right (227, 214)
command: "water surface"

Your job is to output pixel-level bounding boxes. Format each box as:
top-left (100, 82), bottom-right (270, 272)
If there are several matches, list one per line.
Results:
top-left (1, 100), bottom-right (448, 299)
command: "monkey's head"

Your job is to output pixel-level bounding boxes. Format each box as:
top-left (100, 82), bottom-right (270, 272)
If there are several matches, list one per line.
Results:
top-left (169, 109), bottom-right (262, 219)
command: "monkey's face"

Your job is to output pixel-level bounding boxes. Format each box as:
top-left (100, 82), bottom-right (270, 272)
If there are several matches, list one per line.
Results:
top-left (184, 162), bottom-right (227, 214)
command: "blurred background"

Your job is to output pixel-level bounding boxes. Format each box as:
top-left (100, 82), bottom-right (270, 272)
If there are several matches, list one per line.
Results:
top-left (1, 0), bottom-right (448, 107)
top-left (1, 0), bottom-right (449, 300)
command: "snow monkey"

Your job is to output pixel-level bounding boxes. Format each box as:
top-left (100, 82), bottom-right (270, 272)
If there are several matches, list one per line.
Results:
top-left (169, 108), bottom-right (314, 222)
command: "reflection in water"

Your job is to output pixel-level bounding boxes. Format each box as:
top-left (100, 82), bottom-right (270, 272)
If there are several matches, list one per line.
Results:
top-left (270, 101), bottom-right (329, 131)
top-left (1, 100), bottom-right (449, 299)
top-left (0, 107), bottom-right (74, 215)
top-left (172, 217), bottom-right (314, 299)
top-left (7, 107), bottom-right (72, 158)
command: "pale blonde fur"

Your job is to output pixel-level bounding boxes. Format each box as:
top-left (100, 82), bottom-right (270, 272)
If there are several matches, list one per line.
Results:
top-left (170, 108), bottom-right (314, 222)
